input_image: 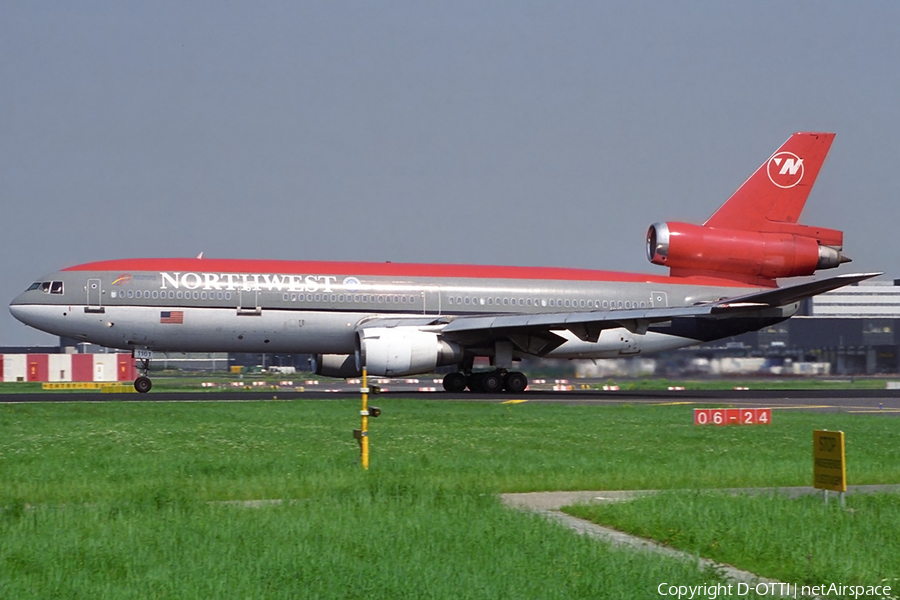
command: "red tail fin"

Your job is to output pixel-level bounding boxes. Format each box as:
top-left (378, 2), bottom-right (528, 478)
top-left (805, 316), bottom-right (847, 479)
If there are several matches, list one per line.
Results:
top-left (704, 132), bottom-right (835, 232)
top-left (647, 132), bottom-right (849, 286)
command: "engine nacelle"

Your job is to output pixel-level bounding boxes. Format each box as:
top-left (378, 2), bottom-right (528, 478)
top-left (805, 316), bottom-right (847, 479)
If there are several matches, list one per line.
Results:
top-left (312, 354), bottom-right (362, 378)
top-left (647, 222), bottom-right (846, 282)
top-left (358, 327), bottom-right (463, 377)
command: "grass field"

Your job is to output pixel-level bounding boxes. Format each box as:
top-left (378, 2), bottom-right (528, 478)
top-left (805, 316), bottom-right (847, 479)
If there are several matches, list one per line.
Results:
top-left (2, 372), bottom-right (899, 394)
top-left (2, 399), bottom-right (899, 598)
top-left (565, 491), bottom-right (900, 589)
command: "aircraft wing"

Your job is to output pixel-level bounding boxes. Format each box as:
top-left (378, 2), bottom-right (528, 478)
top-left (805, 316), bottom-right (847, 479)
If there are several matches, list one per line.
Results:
top-left (709, 272), bottom-right (881, 312)
top-left (428, 272), bottom-right (881, 355)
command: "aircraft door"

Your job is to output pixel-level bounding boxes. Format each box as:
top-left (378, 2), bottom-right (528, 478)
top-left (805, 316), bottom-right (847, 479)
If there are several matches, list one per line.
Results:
top-left (238, 288), bottom-right (261, 315)
top-left (422, 286), bottom-right (441, 315)
top-left (86, 278), bottom-right (104, 312)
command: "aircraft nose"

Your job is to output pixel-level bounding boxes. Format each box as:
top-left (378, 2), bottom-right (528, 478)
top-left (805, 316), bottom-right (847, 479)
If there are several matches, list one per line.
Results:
top-left (9, 301), bottom-right (34, 326)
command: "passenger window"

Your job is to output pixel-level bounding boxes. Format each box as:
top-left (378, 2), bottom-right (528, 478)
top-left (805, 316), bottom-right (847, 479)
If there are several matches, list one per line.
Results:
top-left (152, 291), bottom-right (159, 299)
top-left (338, 295), bottom-right (344, 302)
top-left (127, 290), bottom-right (134, 298)
top-left (465, 297), bottom-right (470, 305)
top-left (503, 298), bottom-right (508, 305)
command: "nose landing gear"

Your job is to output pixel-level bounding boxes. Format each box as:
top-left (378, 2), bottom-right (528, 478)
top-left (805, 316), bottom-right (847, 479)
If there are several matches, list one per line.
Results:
top-left (133, 351), bottom-right (153, 393)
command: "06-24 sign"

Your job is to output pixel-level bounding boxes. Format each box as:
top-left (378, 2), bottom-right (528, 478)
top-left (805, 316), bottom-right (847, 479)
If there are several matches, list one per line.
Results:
top-left (693, 408), bottom-right (771, 426)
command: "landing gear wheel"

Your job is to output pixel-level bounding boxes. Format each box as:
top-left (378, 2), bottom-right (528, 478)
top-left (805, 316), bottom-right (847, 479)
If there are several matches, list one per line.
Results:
top-left (504, 371), bottom-right (528, 393)
top-left (134, 376), bottom-right (152, 394)
top-left (442, 372), bottom-right (467, 393)
top-left (481, 372), bottom-right (503, 393)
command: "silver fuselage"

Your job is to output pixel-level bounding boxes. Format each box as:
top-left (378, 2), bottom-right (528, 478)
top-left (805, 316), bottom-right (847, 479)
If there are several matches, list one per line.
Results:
top-left (9, 259), bottom-right (796, 361)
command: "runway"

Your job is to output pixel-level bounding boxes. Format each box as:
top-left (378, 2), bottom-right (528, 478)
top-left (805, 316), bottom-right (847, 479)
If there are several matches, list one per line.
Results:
top-left (3, 384), bottom-right (900, 414)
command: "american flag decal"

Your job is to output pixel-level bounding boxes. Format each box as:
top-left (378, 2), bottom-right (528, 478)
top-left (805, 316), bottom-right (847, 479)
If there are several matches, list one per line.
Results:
top-left (160, 310), bottom-right (184, 324)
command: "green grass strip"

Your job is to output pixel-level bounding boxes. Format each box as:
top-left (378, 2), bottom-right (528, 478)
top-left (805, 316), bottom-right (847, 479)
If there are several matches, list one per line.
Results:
top-left (565, 491), bottom-right (900, 589)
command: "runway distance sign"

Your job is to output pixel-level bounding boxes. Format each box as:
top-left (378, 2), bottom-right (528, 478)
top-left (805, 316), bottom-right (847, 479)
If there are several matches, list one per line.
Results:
top-left (693, 408), bottom-right (771, 426)
top-left (813, 429), bottom-right (846, 492)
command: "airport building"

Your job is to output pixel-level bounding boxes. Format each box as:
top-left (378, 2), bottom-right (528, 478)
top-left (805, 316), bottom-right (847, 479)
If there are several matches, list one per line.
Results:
top-left (0, 351), bottom-right (135, 383)
top-left (711, 280), bottom-right (900, 375)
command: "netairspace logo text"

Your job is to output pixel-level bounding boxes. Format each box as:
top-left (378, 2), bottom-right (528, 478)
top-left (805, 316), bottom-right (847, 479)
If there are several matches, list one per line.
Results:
top-left (657, 581), bottom-right (894, 599)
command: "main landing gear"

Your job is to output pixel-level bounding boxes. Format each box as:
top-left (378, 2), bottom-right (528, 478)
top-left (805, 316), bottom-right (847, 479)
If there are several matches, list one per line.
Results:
top-left (442, 370), bottom-right (528, 394)
top-left (134, 354), bottom-right (152, 393)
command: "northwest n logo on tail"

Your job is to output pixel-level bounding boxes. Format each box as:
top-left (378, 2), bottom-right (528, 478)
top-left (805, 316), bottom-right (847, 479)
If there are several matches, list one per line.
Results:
top-left (767, 152), bottom-right (804, 188)
top-left (703, 132), bottom-right (834, 229)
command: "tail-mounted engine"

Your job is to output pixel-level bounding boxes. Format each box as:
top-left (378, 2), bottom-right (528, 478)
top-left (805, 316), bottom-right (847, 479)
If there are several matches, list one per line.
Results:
top-left (647, 222), bottom-right (849, 284)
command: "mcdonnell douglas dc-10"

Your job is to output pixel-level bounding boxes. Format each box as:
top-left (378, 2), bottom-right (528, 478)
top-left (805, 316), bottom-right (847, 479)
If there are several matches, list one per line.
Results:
top-left (10, 133), bottom-right (877, 393)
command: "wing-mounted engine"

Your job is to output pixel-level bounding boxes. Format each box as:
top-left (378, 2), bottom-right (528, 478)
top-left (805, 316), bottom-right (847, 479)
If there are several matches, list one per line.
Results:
top-left (313, 328), bottom-right (465, 379)
top-left (646, 132), bottom-right (850, 286)
top-left (647, 222), bottom-right (849, 285)
top-left (357, 327), bottom-right (463, 377)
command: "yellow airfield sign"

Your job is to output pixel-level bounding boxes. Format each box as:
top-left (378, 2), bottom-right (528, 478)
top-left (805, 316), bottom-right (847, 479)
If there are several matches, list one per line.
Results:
top-left (813, 430), bottom-right (846, 492)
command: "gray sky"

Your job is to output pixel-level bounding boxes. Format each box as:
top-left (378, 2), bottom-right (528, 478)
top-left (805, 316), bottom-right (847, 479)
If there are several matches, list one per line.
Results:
top-left (2, 2), bottom-right (899, 345)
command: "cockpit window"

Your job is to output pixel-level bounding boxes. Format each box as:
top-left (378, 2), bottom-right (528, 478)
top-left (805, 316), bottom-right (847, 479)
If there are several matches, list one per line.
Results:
top-left (29, 281), bottom-right (64, 294)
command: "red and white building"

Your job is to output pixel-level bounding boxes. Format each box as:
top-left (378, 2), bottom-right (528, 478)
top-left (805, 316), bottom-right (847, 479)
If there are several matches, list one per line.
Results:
top-left (1, 353), bottom-right (135, 383)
